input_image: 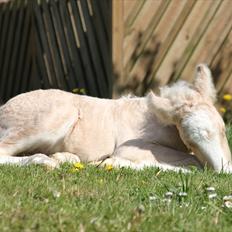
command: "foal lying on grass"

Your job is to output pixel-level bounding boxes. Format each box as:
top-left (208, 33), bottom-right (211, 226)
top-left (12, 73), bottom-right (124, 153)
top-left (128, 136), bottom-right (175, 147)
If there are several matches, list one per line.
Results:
top-left (0, 64), bottom-right (231, 172)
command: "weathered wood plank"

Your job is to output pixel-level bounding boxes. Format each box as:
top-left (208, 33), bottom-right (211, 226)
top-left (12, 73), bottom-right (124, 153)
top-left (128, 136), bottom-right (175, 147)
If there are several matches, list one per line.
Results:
top-left (125, 0), bottom-right (146, 30)
top-left (211, 28), bottom-right (232, 93)
top-left (128, 0), bottom-right (195, 94)
top-left (125, 0), bottom-right (171, 75)
top-left (112, 0), bottom-right (124, 90)
top-left (148, 0), bottom-right (197, 83)
top-left (180, 0), bottom-right (232, 82)
top-left (116, 0), bottom-right (232, 97)
top-left (158, 1), bottom-right (222, 83)
top-left (124, 0), bottom-right (138, 22)
top-left (123, 0), bottom-right (162, 67)
top-left (155, 0), bottom-right (215, 86)
top-left (221, 71), bottom-right (232, 96)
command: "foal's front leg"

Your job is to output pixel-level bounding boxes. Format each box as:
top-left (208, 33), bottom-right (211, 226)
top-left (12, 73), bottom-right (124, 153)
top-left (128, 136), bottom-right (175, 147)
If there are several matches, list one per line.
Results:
top-left (98, 156), bottom-right (191, 172)
top-left (96, 141), bottom-right (202, 172)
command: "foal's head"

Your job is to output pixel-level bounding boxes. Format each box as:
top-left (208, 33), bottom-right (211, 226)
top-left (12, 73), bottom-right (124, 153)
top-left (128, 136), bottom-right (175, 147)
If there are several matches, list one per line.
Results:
top-left (148, 64), bottom-right (231, 171)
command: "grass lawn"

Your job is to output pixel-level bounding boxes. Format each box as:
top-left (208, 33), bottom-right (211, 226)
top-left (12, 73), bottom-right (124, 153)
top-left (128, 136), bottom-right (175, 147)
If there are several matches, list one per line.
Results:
top-left (0, 126), bottom-right (232, 231)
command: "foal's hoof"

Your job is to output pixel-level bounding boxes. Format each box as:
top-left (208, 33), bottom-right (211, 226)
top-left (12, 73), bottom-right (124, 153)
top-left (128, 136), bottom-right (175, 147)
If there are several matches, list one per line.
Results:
top-left (23, 153), bottom-right (59, 169)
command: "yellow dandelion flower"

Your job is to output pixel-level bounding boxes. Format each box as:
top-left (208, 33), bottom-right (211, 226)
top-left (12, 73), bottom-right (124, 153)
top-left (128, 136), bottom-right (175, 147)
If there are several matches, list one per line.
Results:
top-left (74, 162), bottom-right (85, 170)
top-left (72, 88), bottom-right (86, 94)
top-left (223, 94), bottom-right (232, 101)
top-left (72, 88), bottom-right (79, 93)
top-left (220, 107), bottom-right (226, 113)
top-left (79, 88), bottom-right (86, 94)
top-left (105, 164), bottom-right (113, 171)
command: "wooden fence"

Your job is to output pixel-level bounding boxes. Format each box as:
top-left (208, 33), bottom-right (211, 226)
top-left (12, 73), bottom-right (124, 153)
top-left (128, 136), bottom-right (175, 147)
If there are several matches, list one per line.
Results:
top-left (1, 0), bottom-right (231, 101)
top-left (0, 0), bottom-right (112, 102)
top-left (112, 0), bottom-right (232, 97)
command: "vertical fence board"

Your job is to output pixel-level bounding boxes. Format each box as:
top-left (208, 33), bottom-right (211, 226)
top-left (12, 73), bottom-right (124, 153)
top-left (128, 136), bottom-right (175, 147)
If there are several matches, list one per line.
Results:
top-left (34, 0), bottom-right (59, 88)
top-left (0, 1), bottom-right (12, 80)
top-left (50, 0), bottom-right (77, 90)
top-left (41, 0), bottom-right (67, 89)
top-left (69, 0), bottom-right (99, 96)
top-left (11, 2), bottom-right (31, 97)
top-left (79, 0), bottom-right (108, 97)
top-left (6, 1), bottom-right (25, 98)
top-left (59, 0), bottom-right (87, 90)
top-left (91, 0), bottom-right (111, 93)
top-left (97, 0), bottom-right (110, 44)
top-left (1, 0), bottom-right (18, 98)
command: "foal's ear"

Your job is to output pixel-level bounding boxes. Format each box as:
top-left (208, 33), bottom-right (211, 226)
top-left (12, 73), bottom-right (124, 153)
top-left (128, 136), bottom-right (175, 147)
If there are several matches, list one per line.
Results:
top-left (147, 92), bottom-right (175, 125)
top-left (193, 64), bottom-right (217, 103)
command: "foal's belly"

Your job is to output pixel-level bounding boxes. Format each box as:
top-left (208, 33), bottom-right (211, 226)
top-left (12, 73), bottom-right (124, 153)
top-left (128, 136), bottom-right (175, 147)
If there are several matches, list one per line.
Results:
top-left (63, 129), bottom-right (116, 162)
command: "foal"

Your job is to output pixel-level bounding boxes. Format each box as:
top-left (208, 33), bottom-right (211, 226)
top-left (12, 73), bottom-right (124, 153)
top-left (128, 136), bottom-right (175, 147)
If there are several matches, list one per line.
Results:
top-left (0, 64), bottom-right (230, 172)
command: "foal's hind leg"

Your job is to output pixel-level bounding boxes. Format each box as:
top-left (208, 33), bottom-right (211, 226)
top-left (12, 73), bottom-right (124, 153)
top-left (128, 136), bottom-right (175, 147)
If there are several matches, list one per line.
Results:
top-left (0, 127), bottom-right (40, 156)
top-left (0, 128), bottom-right (59, 168)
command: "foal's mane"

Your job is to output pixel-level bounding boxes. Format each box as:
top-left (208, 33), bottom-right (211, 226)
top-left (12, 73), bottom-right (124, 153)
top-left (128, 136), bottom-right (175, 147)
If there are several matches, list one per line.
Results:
top-left (159, 81), bottom-right (200, 105)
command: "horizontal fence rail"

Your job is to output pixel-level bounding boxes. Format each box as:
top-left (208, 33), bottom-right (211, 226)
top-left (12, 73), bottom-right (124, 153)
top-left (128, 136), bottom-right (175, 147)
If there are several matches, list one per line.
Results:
top-left (0, 0), bottom-right (112, 102)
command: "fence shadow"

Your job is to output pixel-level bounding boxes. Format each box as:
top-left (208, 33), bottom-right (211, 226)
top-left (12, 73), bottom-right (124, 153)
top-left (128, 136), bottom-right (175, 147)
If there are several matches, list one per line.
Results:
top-left (114, 32), bottom-right (161, 97)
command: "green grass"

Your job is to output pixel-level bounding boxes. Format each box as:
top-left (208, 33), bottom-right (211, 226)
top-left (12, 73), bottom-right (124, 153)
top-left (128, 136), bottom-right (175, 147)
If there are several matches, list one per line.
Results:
top-left (1, 165), bottom-right (232, 231)
top-left (0, 127), bottom-right (232, 231)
